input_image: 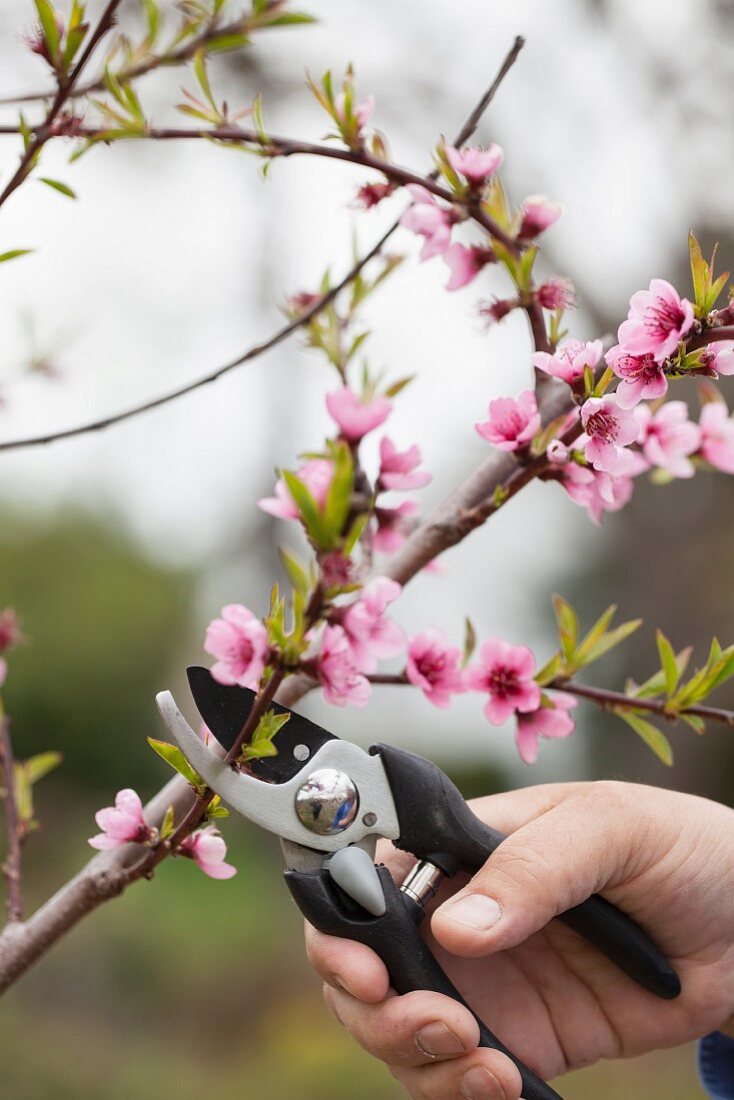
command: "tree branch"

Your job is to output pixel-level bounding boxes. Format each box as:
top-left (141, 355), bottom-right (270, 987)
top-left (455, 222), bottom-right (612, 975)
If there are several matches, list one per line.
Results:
top-left (0, 0), bottom-right (122, 210)
top-left (0, 720), bottom-right (23, 925)
top-left (554, 680), bottom-right (734, 729)
top-left (0, 37), bottom-right (525, 454)
top-left (0, 45), bottom-right (527, 989)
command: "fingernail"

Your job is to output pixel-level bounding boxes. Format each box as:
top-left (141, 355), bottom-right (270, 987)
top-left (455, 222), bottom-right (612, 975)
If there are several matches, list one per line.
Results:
top-left (461, 1066), bottom-right (505, 1100)
top-left (415, 1021), bottom-right (466, 1057)
top-left (444, 893), bottom-right (502, 931)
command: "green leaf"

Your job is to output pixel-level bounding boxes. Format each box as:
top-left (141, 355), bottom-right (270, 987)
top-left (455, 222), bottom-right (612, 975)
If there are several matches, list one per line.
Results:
top-left (207, 32), bottom-right (252, 52)
top-left (552, 595), bottom-right (578, 662)
top-left (618, 711), bottom-right (673, 766)
top-left (34, 0), bottom-right (61, 61)
top-left (0, 249), bottom-right (33, 264)
top-left (343, 512), bottom-right (368, 554)
top-left (194, 48), bottom-right (217, 111)
top-left (656, 629), bottom-right (680, 696)
top-left (282, 470), bottom-right (331, 548)
top-left (680, 713), bottom-right (706, 735)
top-left (39, 177), bottom-right (76, 199)
top-left (574, 604), bottom-right (617, 663)
top-left (384, 375), bottom-right (415, 398)
top-left (266, 12), bottom-right (317, 25)
top-left (322, 443), bottom-right (353, 538)
top-left (278, 547), bottom-right (310, 594)
top-left (462, 616), bottom-right (476, 667)
top-left (577, 619), bottom-right (642, 668)
top-left (147, 737), bottom-right (204, 789)
top-left (159, 804), bottom-right (175, 840)
top-left (241, 708), bottom-right (290, 761)
top-left (632, 646), bottom-right (692, 698)
top-left (23, 751), bottom-right (62, 785)
top-left (535, 650), bottom-right (563, 687)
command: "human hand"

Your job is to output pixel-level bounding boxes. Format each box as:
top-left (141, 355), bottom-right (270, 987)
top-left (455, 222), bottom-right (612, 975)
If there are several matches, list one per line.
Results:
top-left (305, 781), bottom-right (734, 1098)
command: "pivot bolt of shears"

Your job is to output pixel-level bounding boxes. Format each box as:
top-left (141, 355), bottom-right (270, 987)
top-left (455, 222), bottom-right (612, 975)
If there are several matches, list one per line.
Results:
top-left (294, 767), bottom-right (360, 836)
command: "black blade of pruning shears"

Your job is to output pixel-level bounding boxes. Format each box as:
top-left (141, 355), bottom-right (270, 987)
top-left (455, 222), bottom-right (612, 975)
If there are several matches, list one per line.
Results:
top-left (186, 666), bottom-right (338, 784)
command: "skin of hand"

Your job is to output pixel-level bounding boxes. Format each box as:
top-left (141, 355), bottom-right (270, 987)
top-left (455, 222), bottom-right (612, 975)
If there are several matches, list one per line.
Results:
top-left (304, 781), bottom-right (734, 1100)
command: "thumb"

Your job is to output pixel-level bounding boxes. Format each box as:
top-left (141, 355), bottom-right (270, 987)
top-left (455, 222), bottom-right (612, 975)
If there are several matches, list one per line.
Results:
top-left (431, 782), bottom-right (640, 957)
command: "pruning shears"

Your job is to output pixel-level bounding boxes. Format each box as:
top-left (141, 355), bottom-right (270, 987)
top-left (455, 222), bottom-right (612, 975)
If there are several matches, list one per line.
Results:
top-left (156, 667), bottom-right (681, 1100)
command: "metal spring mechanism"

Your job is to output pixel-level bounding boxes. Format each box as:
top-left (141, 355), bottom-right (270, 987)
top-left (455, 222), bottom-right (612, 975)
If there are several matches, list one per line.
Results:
top-left (400, 860), bottom-right (445, 909)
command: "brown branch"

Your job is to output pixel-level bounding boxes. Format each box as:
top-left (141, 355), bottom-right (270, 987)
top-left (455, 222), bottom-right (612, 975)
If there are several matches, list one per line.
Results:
top-left (687, 325), bottom-right (734, 352)
top-left (0, 37), bottom-right (525, 454)
top-left (0, 720), bottom-right (23, 924)
top-left (554, 680), bottom-right (734, 729)
top-left (0, 5), bottom-right (287, 108)
top-left (0, 42), bottom-right (530, 991)
top-left (0, 1), bottom-right (122, 210)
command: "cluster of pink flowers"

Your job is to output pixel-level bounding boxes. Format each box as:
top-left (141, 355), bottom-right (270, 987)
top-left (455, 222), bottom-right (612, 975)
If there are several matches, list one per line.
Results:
top-left (406, 632), bottom-right (574, 763)
top-left (258, 380), bottom-right (432, 559)
top-left (399, 152), bottom-right (561, 292)
top-left (204, 604), bottom-right (269, 690)
top-left (89, 790), bottom-right (237, 879)
top-left (311, 576), bottom-right (404, 707)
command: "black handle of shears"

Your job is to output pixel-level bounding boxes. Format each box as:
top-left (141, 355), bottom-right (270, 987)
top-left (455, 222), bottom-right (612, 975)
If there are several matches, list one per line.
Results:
top-left (286, 865), bottom-right (563, 1100)
top-left (373, 743), bottom-right (681, 1002)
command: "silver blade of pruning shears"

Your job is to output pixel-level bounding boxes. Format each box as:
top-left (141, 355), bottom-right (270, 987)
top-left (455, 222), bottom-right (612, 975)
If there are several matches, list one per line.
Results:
top-left (155, 691), bottom-right (400, 855)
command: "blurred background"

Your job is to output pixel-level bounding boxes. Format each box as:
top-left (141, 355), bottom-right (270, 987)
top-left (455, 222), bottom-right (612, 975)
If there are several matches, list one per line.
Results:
top-left (0, 0), bottom-right (733, 1096)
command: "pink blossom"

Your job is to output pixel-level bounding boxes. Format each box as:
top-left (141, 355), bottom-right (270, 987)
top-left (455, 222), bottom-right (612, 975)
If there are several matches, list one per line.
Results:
top-left (699, 402), bottom-right (734, 474)
top-left (0, 609), bottom-right (22, 654)
top-left (618, 279), bottom-right (694, 361)
top-left (204, 604), bottom-right (269, 689)
top-left (88, 789), bottom-right (153, 850)
top-left (606, 345), bottom-right (668, 408)
top-left (400, 185), bottom-right (456, 260)
top-left (373, 499), bottom-right (420, 553)
top-left (478, 297), bottom-right (517, 326)
top-left (546, 439), bottom-right (570, 466)
top-left (258, 458), bottom-right (333, 520)
top-left (342, 577), bottom-right (404, 674)
top-left (354, 181), bottom-right (394, 209)
top-left (518, 195), bottom-right (563, 239)
top-left (445, 143), bottom-right (503, 186)
top-left (406, 628), bottom-right (465, 708)
top-left (466, 638), bottom-right (540, 725)
top-left (636, 401), bottom-right (701, 479)
top-left (320, 550), bottom-right (353, 589)
top-left (537, 277), bottom-right (576, 312)
top-left (560, 462), bottom-right (635, 525)
top-left (316, 624), bottom-right (371, 707)
top-left (699, 341), bottom-right (734, 377)
top-left (579, 395), bottom-right (640, 472)
top-left (378, 437), bottom-right (432, 491)
top-left (285, 290), bottom-right (320, 317)
top-left (476, 390), bottom-right (540, 452)
top-left (180, 825), bottom-right (237, 880)
top-left (443, 243), bottom-right (495, 290)
top-left (515, 691), bottom-right (577, 765)
top-left (326, 386), bottom-right (392, 442)
top-left (532, 338), bottom-right (603, 385)
top-left (334, 92), bottom-right (375, 131)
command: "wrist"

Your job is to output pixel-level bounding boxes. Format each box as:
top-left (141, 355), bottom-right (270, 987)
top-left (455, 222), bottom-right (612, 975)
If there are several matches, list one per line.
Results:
top-left (719, 1016), bottom-right (734, 1039)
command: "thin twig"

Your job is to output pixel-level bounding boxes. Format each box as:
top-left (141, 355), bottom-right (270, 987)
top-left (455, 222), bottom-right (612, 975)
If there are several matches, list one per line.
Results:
top-left (0, 37), bottom-right (526, 454)
top-left (0, 720), bottom-right (23, 924)
top-left (0, 0), bottom-right (122, 210)
top-left (0, 4), bottom-right (285, 107)
top-left (554, 680), bottom-right (734, 729)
